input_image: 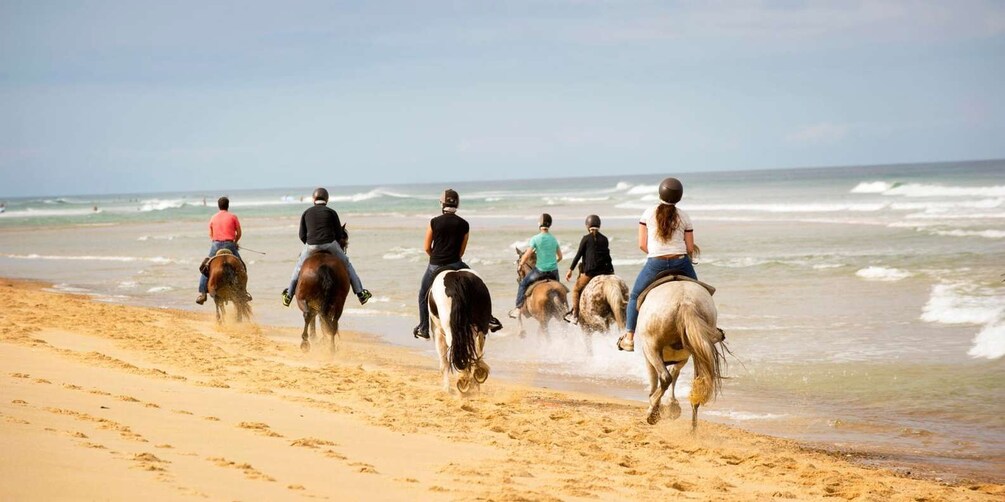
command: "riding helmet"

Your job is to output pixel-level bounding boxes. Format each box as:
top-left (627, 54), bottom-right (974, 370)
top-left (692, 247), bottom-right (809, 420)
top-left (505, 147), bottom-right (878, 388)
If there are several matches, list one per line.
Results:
top-left (440, 188), bottom-right (459, 208)
top-left (658, 177), bottom-right (683, 204)
top-left (312, 187), bottom-right (329, 203)
top-left (585, 214), bottom-right (601, 228)
top-left (539, 213), bottom-right (553, 228)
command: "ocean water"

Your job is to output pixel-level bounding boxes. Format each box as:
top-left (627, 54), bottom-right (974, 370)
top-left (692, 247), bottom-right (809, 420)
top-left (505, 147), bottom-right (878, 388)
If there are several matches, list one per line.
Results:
top-left (1, 159), bottom-right (1003, 479)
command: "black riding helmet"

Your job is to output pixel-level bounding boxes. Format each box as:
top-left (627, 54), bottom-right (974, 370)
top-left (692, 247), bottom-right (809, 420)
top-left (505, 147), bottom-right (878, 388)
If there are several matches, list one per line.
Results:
top-left (659, 177), bottom-right (683, 204)
top-left (313, 187), bottom-right (329, 203)
top-left (585, 214), bottom-right (601, 228)
top-left (440, 188), bottom-right (459, 208)
top-left (539, 213), bottom-right (552, 228)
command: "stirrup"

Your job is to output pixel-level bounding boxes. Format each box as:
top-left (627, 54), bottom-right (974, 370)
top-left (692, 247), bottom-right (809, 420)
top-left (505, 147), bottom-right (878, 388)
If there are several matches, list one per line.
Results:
top-left (357, 289), bottom-right (372, 305)
top-left (617, 333), bottom-right (635, 352)
top-left (281, 288), bottom-right (292, 307)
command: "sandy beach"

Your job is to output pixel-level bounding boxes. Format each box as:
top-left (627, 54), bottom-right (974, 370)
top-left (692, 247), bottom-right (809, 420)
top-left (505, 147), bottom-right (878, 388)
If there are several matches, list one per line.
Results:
top-left (0, 278), bottom-right (1001, 501)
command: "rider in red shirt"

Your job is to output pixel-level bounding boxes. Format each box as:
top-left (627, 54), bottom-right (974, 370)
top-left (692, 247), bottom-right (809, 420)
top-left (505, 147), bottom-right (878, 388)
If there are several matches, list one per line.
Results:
top-left (196, 197), bottom-right (245, 305)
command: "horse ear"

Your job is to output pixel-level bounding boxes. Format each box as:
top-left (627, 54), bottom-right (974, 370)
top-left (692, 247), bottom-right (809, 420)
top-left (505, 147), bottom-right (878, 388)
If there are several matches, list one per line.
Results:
top-left (515, 247), bottom-right (522, 255)
top-left (342, 223), bottom-right (347, 230)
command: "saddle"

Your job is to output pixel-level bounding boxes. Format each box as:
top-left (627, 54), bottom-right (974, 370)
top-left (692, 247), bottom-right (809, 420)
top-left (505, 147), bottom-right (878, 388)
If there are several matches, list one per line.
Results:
top-left (636, 272), bottom-right (715, 310)
top-left (525, 279), bottom-right (568, 299)
top-left (199, 249), bottom-right (246, 277)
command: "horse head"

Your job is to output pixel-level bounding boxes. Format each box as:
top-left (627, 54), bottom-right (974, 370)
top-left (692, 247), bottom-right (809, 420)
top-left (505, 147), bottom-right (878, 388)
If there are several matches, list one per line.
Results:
top-left (339, 223), bottom-right (349, 254)
top-left (514, 247), bottom-right (536, 282)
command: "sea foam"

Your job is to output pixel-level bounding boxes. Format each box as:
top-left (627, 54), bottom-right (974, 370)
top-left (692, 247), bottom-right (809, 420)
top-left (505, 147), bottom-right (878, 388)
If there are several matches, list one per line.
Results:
top-left (968, 322), bottom-right (1005, 360)
top-left (855, 267), bottom-right (911, 281)
top-left (920, 283), bottom-right (1003, 325)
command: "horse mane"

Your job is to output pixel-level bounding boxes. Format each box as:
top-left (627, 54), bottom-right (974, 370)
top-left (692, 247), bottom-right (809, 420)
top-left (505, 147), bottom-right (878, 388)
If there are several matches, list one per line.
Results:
top-left (443, 271), bottom-right (491, 371)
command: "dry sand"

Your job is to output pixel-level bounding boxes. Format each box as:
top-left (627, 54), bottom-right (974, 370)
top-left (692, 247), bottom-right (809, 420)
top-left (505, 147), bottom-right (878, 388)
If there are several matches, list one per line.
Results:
top-left (0, 279), bottom-right (1001, 501)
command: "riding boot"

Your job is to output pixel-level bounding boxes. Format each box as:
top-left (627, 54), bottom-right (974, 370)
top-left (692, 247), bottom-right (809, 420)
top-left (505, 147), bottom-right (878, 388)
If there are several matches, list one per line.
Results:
top-left (413, 325), bottom-right (430, 340)
top-left (196, 292), bottom-right (207, 305)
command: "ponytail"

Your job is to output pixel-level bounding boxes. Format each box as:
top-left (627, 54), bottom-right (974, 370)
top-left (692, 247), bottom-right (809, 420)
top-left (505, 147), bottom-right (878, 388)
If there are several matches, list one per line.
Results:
top-left (654, 204), bottom-right (679, 243)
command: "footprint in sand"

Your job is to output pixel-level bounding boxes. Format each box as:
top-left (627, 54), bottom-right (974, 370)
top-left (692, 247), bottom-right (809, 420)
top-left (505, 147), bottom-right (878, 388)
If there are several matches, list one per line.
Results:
top-left (236, 421), bottom-right (283, 438)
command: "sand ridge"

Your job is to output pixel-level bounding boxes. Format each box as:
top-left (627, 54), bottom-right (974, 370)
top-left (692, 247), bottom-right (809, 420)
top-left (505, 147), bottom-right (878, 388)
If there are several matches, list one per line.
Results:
top-left (0, 279), bottom-right (1002, 500)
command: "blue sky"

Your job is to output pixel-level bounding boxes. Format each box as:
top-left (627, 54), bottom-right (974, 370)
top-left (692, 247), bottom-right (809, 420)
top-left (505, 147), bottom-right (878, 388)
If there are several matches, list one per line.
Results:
top-left (1, 1), bottom-right (1003, 197)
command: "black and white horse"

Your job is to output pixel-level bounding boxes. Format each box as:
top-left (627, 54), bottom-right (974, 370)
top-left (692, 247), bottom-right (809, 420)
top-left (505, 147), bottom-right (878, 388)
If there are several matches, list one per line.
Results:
top-left (427, 269), bottom-right (493, 394)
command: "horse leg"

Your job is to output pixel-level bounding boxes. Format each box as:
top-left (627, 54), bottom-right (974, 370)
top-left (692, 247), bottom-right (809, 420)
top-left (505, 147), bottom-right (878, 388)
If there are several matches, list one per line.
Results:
top-left (301, 310), bottom-right (316, 352)
top-left (215, 298), bottom-right (225, 323)
top-left (666, 361), bottom-right (685, 420)
top-left (309, 315), bottom-right (317, 341)
top-left (691, 403), bottom-right (700, 433)
top-left (517, 312), bottom-right (526, 338)
top-left (435, 332), bottom-right (450, 392)
top-left (642, 338), bottom-right (671, 425)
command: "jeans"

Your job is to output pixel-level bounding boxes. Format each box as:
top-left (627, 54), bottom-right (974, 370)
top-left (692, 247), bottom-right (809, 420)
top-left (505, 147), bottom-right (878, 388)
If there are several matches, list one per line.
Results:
top-left (417, 260), bottom-right (468, 331)
top-left (199, 241), bottom-right (242, 293)
top-left (288, 241), bottom-right (363, 296)
top-left (516, 268), bottom-right (559, 307)
top-left (625, 256), bottom-right (697, 333)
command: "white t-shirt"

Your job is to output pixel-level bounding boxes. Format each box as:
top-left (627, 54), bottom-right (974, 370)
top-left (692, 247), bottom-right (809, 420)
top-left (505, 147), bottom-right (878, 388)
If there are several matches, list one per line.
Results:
top-left (640, 206), bottom-right (693, 257)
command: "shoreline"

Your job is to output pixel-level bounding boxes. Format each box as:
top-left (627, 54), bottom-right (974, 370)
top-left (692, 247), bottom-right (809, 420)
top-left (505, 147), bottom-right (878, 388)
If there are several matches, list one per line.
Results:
top-left (1, 277), bottom-right (1002, 500)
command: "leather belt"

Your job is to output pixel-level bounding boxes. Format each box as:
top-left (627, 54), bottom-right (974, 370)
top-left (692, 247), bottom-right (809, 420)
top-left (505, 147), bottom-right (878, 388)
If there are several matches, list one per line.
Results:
top-left (655, 254), bottom-right (685, 260)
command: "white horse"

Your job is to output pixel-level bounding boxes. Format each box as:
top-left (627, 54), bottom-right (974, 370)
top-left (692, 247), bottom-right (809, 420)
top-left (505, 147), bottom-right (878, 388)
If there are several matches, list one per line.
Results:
top-left (637, 280), bottom-right (726, 430)
top-left (575, 274), bottom-right (628, 334)
top-left (428, 269), bottom-right (493, 394)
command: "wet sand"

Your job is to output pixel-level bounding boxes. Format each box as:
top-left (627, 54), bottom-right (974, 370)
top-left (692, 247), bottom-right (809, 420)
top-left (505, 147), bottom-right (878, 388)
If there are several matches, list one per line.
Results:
top-left (1, 278), bottom-right (1002, 501)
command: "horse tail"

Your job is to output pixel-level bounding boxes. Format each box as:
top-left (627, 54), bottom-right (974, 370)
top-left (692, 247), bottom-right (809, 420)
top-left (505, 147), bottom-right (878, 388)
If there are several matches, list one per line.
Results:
top-left (676, 300), bottom-right (725, 406)
top-left (220, 261), bottom-right (238, 293)
top-left (604, 277), bottom-right (629, 330)
top-left (444, 271), bottom-right (491, 372)
top-left (317, 263), bottom-right (341, 336)
top-left (548, 287), bottom-right (567, 319)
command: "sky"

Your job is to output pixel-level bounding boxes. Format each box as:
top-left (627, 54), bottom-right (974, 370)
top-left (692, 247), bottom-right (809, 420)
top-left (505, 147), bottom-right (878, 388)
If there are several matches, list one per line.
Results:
top-left (1, 1), bottom-right (1003, 197)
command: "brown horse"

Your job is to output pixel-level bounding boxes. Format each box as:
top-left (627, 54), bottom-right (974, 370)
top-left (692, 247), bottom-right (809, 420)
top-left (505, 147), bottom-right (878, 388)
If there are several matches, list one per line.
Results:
top-left (514, 247), bottom-right (569, 337)
top-left (295, 225), bottom-right (350, 354)
top-left (206, 250), bottom-right (252, 323)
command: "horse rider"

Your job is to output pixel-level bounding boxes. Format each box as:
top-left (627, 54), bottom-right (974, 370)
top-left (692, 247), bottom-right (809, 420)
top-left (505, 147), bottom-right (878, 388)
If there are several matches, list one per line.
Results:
top-left (564, 214), bottom-right (615, 323)
top-left (196, 196), bottom-right (245, 305)
top-left (413, 189), bottom-right (502, 339)
top-left (509, 213), bottom-right (563, 318)
top-left (282, 187), bottom-right (372, 307)
top-left (617, 177), bottom-right (697, 352)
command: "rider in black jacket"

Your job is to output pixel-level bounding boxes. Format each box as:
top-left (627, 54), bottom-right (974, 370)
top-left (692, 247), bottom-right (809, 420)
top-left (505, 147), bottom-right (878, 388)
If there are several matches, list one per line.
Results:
top-left (282, 187), bottom-right (371, 306)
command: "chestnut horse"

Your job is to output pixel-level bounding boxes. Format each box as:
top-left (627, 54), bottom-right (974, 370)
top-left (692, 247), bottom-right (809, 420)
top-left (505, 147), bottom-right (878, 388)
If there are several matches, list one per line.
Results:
top-left (295, 226), bottom-right (350, 354)
top-left (514, 247), bottom-right (569, 337)
top-left (206, 250), bottom-right (252, 323)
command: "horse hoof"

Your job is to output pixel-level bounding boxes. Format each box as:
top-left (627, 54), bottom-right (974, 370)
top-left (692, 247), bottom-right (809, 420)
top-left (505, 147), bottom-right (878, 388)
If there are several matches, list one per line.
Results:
top-left (667, 401), bottom-right (682, 420)
top-left (300, 341), bottom-right (310, 353)
top-left (647, 408), bottom-right (661, 425)
top-left (456, 377), bottom-right (472, 394)
top-left (473, 363), bottom-right (490, 384)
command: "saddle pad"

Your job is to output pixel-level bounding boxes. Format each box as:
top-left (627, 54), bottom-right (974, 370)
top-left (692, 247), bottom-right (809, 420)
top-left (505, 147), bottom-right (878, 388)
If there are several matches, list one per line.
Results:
top-left (214, 248), bottom-right (234, 257)
top-left (636, 274), bottom-right (715, 309)
top-left (525, 279), bottom-right (569, 299)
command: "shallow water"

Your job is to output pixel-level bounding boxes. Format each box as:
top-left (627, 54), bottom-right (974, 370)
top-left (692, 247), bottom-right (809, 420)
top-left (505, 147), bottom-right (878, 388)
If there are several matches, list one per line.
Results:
top-left (1, 160), bottom-right (1003, 480)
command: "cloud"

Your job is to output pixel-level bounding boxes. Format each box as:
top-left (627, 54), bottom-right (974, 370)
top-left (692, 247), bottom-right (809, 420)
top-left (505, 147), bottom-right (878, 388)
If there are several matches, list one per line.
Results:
top-left (785, 123), bottom-right (849, 145)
